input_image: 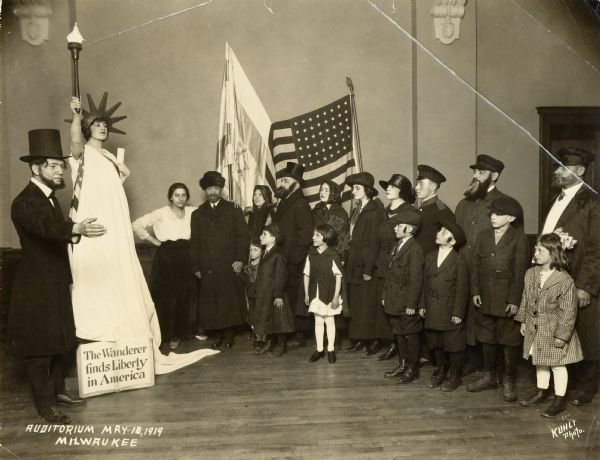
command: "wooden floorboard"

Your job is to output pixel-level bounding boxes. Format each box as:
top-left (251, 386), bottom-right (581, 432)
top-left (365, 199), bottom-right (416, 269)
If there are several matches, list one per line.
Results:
top-left (0, 335), bottom-right (598, 459)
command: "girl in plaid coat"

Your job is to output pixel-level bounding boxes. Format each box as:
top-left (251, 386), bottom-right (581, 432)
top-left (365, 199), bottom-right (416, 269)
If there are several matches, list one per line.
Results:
top-left (516, 233), bottom-right (583, 417)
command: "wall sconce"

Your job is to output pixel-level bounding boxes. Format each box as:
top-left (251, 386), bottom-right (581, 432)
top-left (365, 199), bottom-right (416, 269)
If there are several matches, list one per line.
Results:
top-left (431, 0), bottom-right (466, 45)
top-left (13, 0), bottom-right (53, 46)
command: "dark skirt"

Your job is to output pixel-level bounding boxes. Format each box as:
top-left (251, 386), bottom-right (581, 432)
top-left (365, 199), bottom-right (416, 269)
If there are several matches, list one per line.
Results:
top-left (150, 240), bottom-right (194, 340)
top-left (347, 281), bottom-right (380, 340)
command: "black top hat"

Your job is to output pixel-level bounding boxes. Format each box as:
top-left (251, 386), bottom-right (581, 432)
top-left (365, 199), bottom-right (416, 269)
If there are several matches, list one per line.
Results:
top-left (417, 164), bottom-right (446, 185)
top-left (557, 147), bottom-right (595, 167)
top-left (437, 218), bottom-right (466, 248)
top-left (469, 154), bottom-right (504, 173)
top-left (489, 196), bottom-right (523, 218)
top-left (199, 171), bottom-right (226, 190)
top-left (346, 172), bottom-right (378, 196)
top-left (389, 209), bottom-right (422, 227)
top-left (19, 129), bottom-right (70, 163)
top-left (279, 162), bottom-right (305, 183)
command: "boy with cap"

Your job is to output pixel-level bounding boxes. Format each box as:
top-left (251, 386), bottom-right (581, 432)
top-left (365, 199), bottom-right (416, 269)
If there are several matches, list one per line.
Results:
top-left (419, 218), bottom-right (469, 391)
top-left (467, 196), bottom-right (529, 402)
top-left (414, 164), bottom-right (455, 256)
top-left (382, 210), bottom-right (424, 384)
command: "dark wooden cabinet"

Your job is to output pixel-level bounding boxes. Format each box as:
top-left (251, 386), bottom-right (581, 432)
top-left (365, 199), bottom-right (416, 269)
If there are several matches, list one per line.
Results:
top-left (537, 106), bottom-right (600, 231)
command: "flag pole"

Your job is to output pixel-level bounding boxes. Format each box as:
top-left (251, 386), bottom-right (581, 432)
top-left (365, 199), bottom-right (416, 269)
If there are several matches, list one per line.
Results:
top-left (346, 77), bottom-right (363, 172)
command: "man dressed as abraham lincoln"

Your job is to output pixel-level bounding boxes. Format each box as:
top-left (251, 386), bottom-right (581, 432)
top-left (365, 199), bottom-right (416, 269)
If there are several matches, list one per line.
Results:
top-left (9, 129), bottom-right (106, 424)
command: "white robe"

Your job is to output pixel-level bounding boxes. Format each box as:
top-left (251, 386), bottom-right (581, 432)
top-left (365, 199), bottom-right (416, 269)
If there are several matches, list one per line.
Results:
top-left (69, 144), bottom-right (217, 374)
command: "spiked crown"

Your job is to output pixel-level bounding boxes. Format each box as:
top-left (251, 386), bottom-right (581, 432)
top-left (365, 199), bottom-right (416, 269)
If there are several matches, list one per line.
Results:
top-left (67, 92), bottom-right (127, 135)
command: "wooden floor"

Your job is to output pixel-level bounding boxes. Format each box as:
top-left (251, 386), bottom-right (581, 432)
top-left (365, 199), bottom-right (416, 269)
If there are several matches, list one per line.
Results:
top-left (1, 333), bottom-right (598, 460)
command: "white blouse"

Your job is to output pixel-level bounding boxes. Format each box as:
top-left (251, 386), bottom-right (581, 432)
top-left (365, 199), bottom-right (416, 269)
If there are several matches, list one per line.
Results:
top-left (132, 205), bottom-right (196, 242)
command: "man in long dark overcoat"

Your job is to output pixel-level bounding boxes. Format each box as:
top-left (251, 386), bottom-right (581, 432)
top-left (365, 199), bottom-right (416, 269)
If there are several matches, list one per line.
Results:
top-left (271, 162), bottom-right (313, 348)
top-left (455, 154), bottom-right (523, 374)
top-left (540, 147), bottom-right (600, 406)
top-left (9, 129), bottom-right (106, 424)
top-left (191, 171), bottom-right (250, 348)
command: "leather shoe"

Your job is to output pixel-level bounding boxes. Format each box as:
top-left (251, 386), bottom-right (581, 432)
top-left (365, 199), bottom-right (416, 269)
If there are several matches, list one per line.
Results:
top-left (40, 406), bottom-right (71, 424)
top-left (56, 393), bottom-right (86, 407)
top-left (378, 344), bottom-right (398, 361)
top-left (328, 351), bottom-right (337, 363)
top-left (384, 359), bottom-right (408, 379)
top-left (397, 364), bottom-right (420, 384)
top-left (309, 351), bottom-right (325, 362)
top-left (366, 340), bottom-right (382, 356)
top-left (346, 340), bottom-right (366, 352)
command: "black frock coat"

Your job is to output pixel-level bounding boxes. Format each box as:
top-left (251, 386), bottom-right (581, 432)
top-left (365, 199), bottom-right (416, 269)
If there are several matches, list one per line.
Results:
top-left (8, 182), bottom-right (77, 357)
top-left (190, 199), bottom-right (250, 330)
top-left (254, 247), bottom-right (295, 336)
top-left (420, 249), bottom-right (469, 330)
top-left (544, 186), bottom-right (600, 359)
top-left (271, 189), bottom-right (313, 266)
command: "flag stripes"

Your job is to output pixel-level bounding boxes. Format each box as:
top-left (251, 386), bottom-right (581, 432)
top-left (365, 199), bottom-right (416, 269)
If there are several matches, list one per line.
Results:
top-left (269, 95), bottom-right (357, 205)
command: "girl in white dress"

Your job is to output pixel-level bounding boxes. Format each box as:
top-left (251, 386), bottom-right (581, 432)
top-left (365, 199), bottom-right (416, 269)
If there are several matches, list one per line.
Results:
top-left (304, 224), bottom-right (343, 364)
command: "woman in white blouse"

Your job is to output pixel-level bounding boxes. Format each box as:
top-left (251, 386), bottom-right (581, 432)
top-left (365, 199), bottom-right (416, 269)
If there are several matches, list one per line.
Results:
top-left (132, 183), bottom-right (196, 350)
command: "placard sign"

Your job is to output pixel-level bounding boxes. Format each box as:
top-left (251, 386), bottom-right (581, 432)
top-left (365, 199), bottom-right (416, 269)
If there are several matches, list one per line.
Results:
top-left (76, 340), bottom-right (155, 397)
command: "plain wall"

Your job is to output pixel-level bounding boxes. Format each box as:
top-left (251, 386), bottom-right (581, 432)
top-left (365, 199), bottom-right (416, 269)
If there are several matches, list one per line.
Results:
top-left (2, 0), bottom-right (600, 247)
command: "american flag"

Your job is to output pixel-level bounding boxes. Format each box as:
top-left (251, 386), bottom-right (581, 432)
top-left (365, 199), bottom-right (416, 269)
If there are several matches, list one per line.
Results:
top-left (268, 95), bottom-right (357, 204)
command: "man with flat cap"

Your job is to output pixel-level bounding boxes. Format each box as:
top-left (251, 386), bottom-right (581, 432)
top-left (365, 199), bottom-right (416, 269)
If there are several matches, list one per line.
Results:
top-left (271, 162), bottom-right (314, 348)
top-left (541, 147), bottom-right (600, 406)
top-left (414, 164), bottom-right (455, 256)
top-left (455, 154), bottom-right (524, 373)
top-left (191, 171), bottom-right (250, 348)
top-left (9, 129), bottom-right (106, 424)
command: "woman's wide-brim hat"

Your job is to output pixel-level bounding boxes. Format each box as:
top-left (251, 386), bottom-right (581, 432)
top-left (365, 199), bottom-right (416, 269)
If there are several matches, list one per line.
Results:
top-left (199, 171), bottom-right (226, 190)
top-left (278, 162), bottom-right (305, 183)
top-left (345, 172), bottom-right (378, 196)
top-left (19, 129), bottom-right (70, 163)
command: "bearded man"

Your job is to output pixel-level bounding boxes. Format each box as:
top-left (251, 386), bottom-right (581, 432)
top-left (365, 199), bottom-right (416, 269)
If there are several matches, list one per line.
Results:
top-left (271, 162), bottom-right (314, 348)
top-left (455, 154), bottom-right (524, 372)
top-left (9, 129), bottom-right (106, 424)
top-left (190, 171), bottom-right (250, 349)
top-left (541, 147), bottom-right (600, 406)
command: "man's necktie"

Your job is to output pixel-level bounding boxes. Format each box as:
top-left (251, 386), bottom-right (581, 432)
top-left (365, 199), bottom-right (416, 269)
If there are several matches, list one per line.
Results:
top-left (557, 190), bottom-right (566, 201)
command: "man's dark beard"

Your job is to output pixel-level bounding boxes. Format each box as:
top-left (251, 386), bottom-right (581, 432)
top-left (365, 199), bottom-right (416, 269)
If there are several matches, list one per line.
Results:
top-left (551, 174), bottom-right (578, 189)
top-left (464, 175), bottom-right (492, 201)
top-left (274, 185), bottom-right (292, 200)
top-left (207, 193), bottom-right (220, 203)
top-left (39, 175), bottom-right (65, 190)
